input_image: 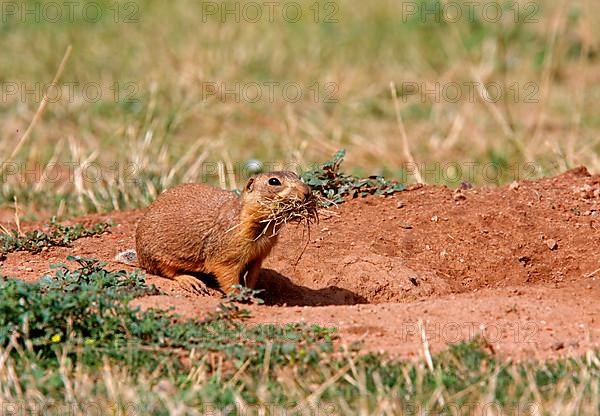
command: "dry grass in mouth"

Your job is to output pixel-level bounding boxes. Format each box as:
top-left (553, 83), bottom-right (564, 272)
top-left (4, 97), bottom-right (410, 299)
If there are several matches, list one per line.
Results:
top-left (256, 193), bottom-right (319, 239)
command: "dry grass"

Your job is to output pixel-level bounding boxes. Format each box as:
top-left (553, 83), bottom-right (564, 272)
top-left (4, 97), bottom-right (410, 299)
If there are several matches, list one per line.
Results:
top-left (1, 340), bottom-right (600, 415)
top-left (0, 0), bottom-right (598, 218)
top-left (256, 193), bottom-right (319, 239)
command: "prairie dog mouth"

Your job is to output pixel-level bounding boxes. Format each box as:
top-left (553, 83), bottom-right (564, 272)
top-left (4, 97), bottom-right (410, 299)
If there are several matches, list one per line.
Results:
top-left (256, 193), bottom-right (319, 237)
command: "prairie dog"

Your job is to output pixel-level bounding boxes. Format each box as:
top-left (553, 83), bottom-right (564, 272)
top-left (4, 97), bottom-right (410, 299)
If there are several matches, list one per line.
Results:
top-left (129, 171), bottom-right (316, 293)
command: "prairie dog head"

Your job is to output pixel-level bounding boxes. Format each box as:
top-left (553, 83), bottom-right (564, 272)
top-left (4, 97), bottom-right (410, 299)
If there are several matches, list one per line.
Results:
top-left (241, 171), bottom-right (316, 227)
top-left (242, 171), bottom-right (310, 203)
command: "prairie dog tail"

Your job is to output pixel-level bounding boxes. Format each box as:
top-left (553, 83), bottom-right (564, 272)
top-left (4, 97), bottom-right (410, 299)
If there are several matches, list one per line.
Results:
top-left (114, 249), bottom-right (138, 266)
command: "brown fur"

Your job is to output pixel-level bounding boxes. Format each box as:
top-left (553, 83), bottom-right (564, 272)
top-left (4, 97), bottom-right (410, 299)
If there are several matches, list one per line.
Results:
top-left (135, 171), bottom-right (311, 292)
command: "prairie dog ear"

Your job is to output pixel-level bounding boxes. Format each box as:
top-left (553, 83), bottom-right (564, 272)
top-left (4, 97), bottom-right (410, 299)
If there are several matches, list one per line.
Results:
top-left (244, 177), bottom-right (255, 192)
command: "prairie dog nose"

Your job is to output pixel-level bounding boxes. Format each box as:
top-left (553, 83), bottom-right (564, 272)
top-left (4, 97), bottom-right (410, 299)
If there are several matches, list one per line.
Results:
top-left (301, 184), bottom-right (311, 200)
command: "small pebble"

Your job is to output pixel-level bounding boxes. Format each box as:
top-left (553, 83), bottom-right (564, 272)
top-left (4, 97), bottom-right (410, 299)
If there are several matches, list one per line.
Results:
top-left (453, 190), bottom-right (466, 201)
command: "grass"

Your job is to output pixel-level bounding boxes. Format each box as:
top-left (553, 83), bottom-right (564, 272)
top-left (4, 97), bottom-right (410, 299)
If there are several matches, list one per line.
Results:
top-left (1, 257), bottom-right (600, 414)
top-left (1, 0), bottom-right (599, 218)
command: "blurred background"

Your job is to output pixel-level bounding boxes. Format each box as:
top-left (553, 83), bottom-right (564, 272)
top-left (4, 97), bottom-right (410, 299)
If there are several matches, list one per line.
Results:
top-left (0, 0), bottom-right (598, 218)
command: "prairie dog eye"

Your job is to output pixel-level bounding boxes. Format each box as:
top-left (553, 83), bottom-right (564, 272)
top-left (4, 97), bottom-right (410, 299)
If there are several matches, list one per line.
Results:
top-left (268, 177), bottom-right (282, 186)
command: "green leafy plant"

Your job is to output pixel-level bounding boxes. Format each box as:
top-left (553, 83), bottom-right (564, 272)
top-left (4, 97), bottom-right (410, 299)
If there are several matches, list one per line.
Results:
top-left (302, 149), bottom-right (404, 205)
top-left (225, 284), bottom-right (265, 305)
top-left (43, 255), bottom-right (160, 297)
top-left (0, 257), bottom-right (334, 371)
top-left (0, 218), bottom-right (111, 259)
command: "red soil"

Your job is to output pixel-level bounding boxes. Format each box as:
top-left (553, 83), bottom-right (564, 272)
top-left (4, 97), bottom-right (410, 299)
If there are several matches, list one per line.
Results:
top-left (2, 167), bottom-right (600, 360)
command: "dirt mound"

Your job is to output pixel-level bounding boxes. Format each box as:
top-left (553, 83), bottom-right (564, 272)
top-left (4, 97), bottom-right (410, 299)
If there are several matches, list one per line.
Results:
top-left (2, 167), bottom-right (599, 359)
top-left (262, 166), bottom-right (600, 304)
